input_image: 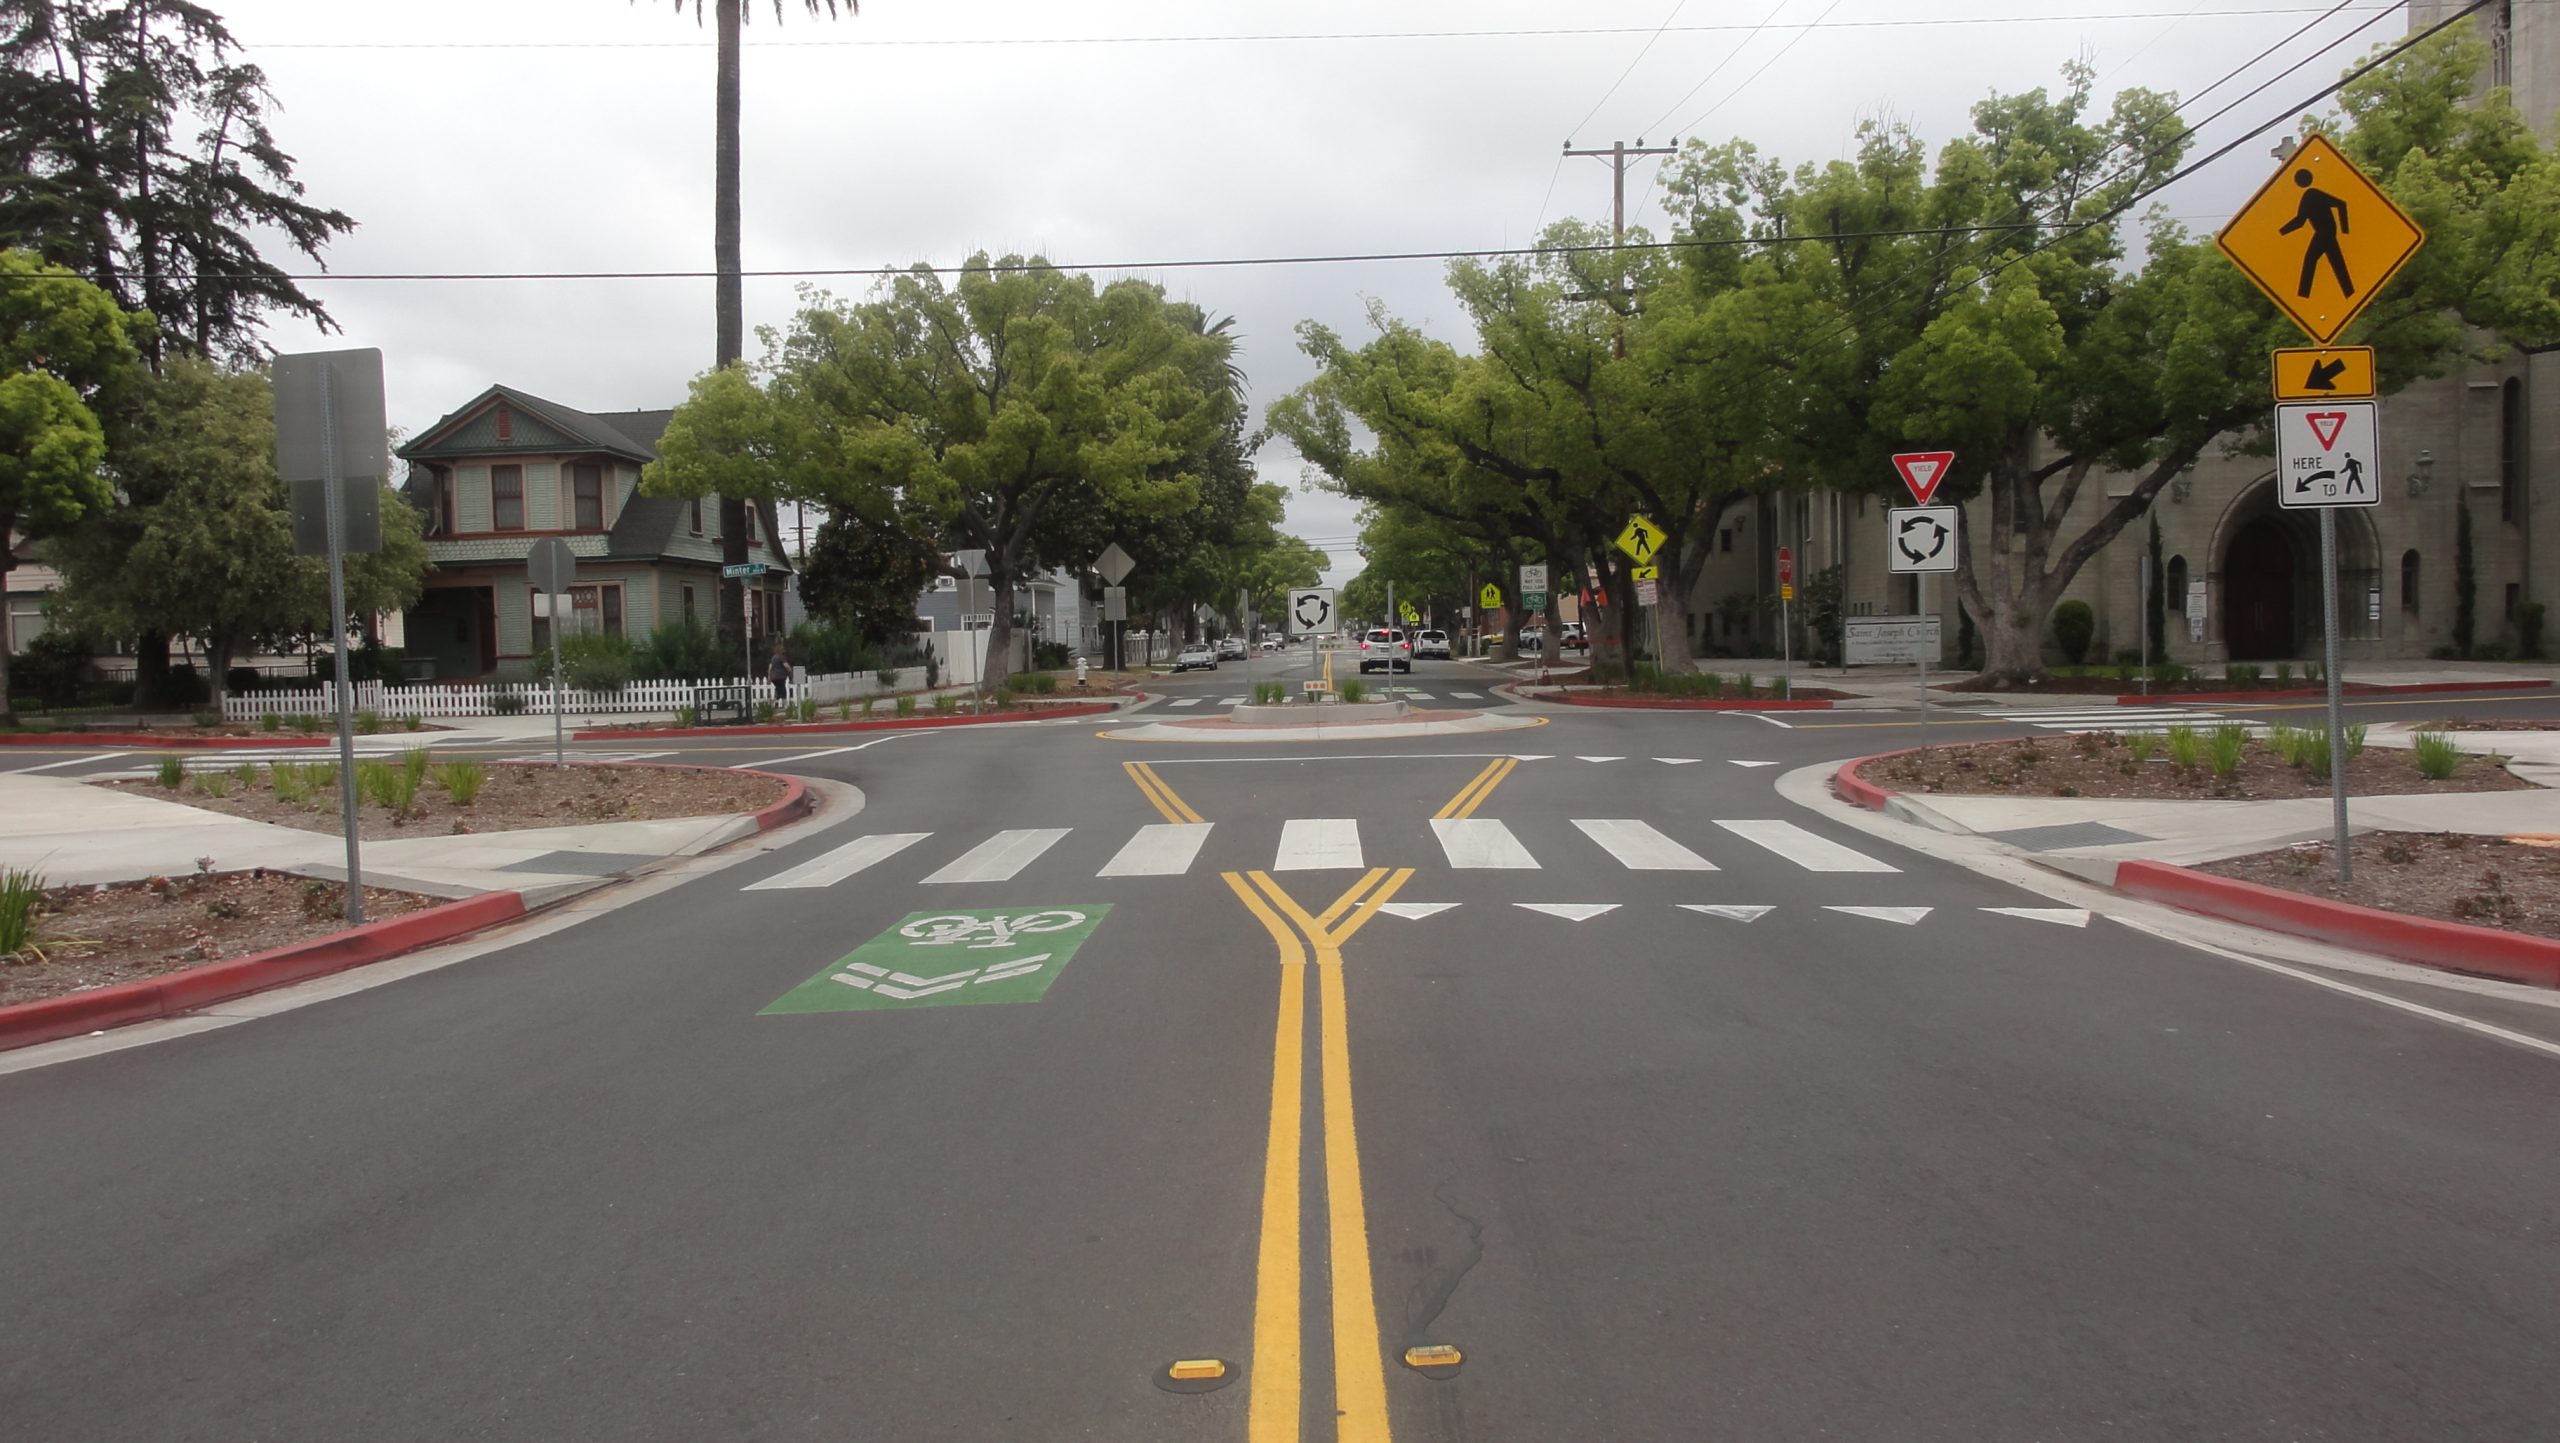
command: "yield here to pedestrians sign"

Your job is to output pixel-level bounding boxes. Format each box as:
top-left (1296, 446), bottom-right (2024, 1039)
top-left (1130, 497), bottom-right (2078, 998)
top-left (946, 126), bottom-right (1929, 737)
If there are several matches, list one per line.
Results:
top-left (762, 906), bottom-right (1110, 1012)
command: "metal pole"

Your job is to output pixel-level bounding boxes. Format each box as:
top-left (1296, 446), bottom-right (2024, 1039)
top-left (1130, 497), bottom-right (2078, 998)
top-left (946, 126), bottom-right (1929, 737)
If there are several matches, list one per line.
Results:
top-left (2139, 557), bottom-right (2151, 699)
top-left (549, 599), bottom-right (563, 769)
top-left (2320, 509), bottom-right (2351, 882)
top-left (320, 368), bottom-right (364, 925)
top-left (1780, 588), bottom-right (1793, 700)
top-left (1918, 573), bottom-right (1931, 752)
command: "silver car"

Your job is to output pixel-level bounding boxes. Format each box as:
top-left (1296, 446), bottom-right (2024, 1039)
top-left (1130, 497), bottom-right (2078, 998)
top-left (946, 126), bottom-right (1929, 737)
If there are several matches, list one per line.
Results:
top-left (1171, 643), bottom-right (1218, 672)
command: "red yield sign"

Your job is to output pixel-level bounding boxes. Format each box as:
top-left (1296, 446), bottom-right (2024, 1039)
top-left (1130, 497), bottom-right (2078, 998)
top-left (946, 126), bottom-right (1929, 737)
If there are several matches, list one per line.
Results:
top-left (1891, 450), bottom-right (1955, 506)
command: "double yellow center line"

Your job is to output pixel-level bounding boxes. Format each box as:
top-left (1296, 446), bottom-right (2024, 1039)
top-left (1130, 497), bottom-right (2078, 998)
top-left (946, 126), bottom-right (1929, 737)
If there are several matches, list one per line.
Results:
top-left (1225, 866), bottom-right (1415, 1443)
top-left (1434, 756), bottom-right (1516, 821)
top-left (1124, 761), bottom-right (1204, 824)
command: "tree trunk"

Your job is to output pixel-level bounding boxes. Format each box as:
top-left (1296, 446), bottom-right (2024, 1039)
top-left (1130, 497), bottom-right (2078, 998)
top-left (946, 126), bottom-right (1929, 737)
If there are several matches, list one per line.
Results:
top-left (132, 631), bottom-right (171, 708)
top-left (0, 543), bottom-right (16, 725)
top-left (713, 0), bottom-right (749, 669)
top-left (1654, 554), bottom-right (1700, 676)
top-left (206, 635), bottom-right (235, 712)
top-left (982, 558), bottom-right (1016, 688)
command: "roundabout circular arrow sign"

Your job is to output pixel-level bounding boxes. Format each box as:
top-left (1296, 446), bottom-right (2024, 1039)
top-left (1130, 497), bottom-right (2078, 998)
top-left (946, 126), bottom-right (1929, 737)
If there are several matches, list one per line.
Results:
top-left (1289, 587), bottom-right (1336, 632)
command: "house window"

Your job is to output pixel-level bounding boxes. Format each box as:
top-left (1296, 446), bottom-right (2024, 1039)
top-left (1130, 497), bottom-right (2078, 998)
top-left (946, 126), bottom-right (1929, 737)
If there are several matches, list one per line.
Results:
top-left (492, 464), bottom-right (524, 531)
top-left (494, 404), bottom-right (513, 443)
top-left (572, 464), bottom-right (605, 530)
top-left (682, 584), bottom-right (697, 624)
top-left (2166, 555), bottom-right (2188, 608)
top-left (744, 506), bottom-right (759, 544)
top-left (435, 470), bottom-right (457, 535)
top-left (532, 582), bottom-right (625, 652)
top-left (2401, 550), bottom-right (2420, 612)
top-left (2501, 377), bottom-right (2524, 523)
top-left (689, 498), bottom-right (703, 535)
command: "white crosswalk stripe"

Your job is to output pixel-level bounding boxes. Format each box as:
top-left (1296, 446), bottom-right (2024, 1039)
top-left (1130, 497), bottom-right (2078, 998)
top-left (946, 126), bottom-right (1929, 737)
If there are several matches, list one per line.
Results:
top-left (1986, 706), bottom-right (2253, 733)
top-left (1168, 698), bottom-right (1203, 708)
top-left (1713, 819), bottom-right (1899, 873)
top-left (745, 832), bottom-right (931, 890)
top-left (1220, 697), bottom-right (1246, 705)
top-left (924, 828), bottom-right (1073, 884)
top-left (1275, 818), bottom-right (1363, 871)
top-left (1098, 823), bottom-right (1213, 877)
top-left (1431, 818), bottom-right (1539, 869)
top-left (1572, 819), bottom-right (1718, 871)
top-left (1450, 691), bottom-right (1485, 699)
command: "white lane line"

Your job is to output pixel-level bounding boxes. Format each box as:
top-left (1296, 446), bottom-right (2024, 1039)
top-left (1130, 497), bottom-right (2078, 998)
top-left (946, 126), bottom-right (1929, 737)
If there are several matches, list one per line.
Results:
top-left (1825, 906), bottom-right (1932, 925)
top-left (1274, 818), bottom-right (1363, 871)
top-left (13, 752), bottom-right (122, 774)
top-left (923, 828), bottom-right (1074, 884)
top-left (1714, 819), bottom-right (1900, 873)
top-left (1430, 817), bottom-right (1540, 869)
top-left (1746, 713), bottom-right (1796, 729)
top-left (1097, 822), bottom-right (1213, 877)
top-left (1682, 904), bottom-right (1772, 923)
top-left (1572, 819), bottom-right (1718, 871)
top-left (1984, 906), bottom-right (2092, 927)
top-left (1515, 902), bottom-right (1618, 922)
top-left (743, 832), bottom-right (932, 890)
top-left (735, 743), bottom-right (872, 769)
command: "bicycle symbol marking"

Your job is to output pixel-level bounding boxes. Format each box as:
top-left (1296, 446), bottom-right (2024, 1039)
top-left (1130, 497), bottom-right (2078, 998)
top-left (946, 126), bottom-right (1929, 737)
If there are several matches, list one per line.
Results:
top-left (899, 911), bottom-right (1089, 949)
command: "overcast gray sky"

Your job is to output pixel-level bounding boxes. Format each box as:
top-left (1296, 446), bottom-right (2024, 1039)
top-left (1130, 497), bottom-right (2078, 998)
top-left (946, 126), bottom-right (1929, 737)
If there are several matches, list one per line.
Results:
top-left (220, 1), bottom-right (2413, 584)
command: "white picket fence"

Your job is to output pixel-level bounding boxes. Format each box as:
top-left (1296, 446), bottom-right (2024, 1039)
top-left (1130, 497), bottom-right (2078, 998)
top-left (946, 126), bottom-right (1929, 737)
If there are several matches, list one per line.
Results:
top-left (221, 667), bottom-right (933, 722)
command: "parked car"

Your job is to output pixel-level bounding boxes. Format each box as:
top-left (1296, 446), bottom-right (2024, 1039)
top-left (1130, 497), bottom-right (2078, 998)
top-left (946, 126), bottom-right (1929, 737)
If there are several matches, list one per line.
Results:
top-left (1259, 637), bottom-right (1284, 653)
top-left (1413, 628), bottom-right (1451, 659)
top-left (1172, 643), bottom-right (1218, 672)
top-left (1216, 636), bottom-right (1248, 660)
top-left (1517, 628), bottom-right (1546, 653)
top-left (1559, 622), bottom-right (1588, 652)
top-left (1358, 627), bottom-right (1412, 673)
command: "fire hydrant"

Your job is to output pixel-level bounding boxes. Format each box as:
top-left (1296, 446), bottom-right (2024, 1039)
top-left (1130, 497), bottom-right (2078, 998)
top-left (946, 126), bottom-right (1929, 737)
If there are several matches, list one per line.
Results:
top-left (1075, 655), bottom-right (1089, 688)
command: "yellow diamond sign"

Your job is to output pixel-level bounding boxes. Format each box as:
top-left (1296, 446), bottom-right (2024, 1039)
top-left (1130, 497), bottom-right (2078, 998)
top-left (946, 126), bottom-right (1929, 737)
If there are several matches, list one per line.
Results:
top-left (1480, 582), bottom-right (1502, 608)
top-left (1614, 514), bottom-right (1666, 563)
top-left (2216, 133), bottom-right (2424, 346)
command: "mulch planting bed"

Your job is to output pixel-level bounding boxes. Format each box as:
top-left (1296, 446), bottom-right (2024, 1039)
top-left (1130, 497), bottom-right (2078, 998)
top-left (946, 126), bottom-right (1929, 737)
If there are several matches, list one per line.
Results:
top-left (2415, 717), bottom-right (2560, 732)
top-left (93, 761), bottom-right (785, 842)
top-left (2196, 832), bottom-right (2560, 941)
top-left (0, 871), bottom-right (432, 1006)
top-left (1869, 731), bottom-right (2531, 801)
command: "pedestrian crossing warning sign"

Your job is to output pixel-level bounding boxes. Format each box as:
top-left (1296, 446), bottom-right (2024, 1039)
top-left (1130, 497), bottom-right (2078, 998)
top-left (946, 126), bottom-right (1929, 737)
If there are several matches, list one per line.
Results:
top-left (2216, 133), bottom-right (2424, 346)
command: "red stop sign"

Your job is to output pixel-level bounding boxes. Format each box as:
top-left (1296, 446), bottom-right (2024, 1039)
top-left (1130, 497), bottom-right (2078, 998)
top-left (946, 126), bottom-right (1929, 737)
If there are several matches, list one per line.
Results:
top-left (1777, 546), bottom-right (1794, 585)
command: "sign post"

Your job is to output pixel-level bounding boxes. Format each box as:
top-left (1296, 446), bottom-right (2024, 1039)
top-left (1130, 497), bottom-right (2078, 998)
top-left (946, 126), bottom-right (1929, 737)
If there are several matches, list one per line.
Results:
top-left (1095, 543), bottom-right (1135, 675)
top-left (534, 539), bottom-right (580, 768)
top-left (2275, 401), bottom-right (2382, 883)
top-left (2137, 552), bottom-right (2152, 700)
top-left (1777, 545), bottom-right (1795, 700)
top-left (1889, 454), bottom-right (1959, 750)
top-left (273, 349), bottom-right (387, 926)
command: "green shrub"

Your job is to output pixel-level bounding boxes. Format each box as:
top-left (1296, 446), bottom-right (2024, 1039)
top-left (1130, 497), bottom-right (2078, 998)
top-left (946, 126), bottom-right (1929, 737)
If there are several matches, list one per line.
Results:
top-left (675, 705), bottom-right (701, 728)
top-left (2125, 731), bottom-right (2161, 763)
top-left (2050, 600), bottom-right (2096, 666)
top-left (2520, 600), bottom-right (2547, 661)
top-left (2164, 724), bottom-right (2201, 770)
top-left (634, 617), bottom-right (728, 681)
top-left (191, 772), bottom-right (229, 798)
top-left (2413, 731), bottom-right (2462, 781)
top-left (895, 695), bottom-right (918, 718)
top-left (862, 697), bottom-right (878, 719)
top-left (2273, 662), bottom-right (2293, 686)
top-left (355, 709), bottom-right (382, 735)
top-left (271, 763), bottom-right (314, 806)
top-left (785, 619), bottom-right (878, 677)
top-left (933, 693), bottom-right (960, 715)
top-left (563, 633), bottom-right (635, 692)
top-left (754, 700), bottom-right (778, 724)
top-left (233, 760), bottom-right (260, 789)
top-left (191, 710), bottom-right (222, 728)
top-left (433, 760), bottom-right (488, 805)
top-left (0, 865), bottom-right (42, 959)
top-left (836, 700), bottom-right (854, 721)
top-left (2222, 663), bottom-right (2261, 686)
top-left (1337, 678), bottom-right (1368, 703)
top-left (360, 758), bottom-right (420, 818)
top-left (155, 755), bottom-right (185, 789)
top-left (1031, 674), bottom-right (1058, 695)
top-left (399, 713), bottom-right (424, 732)
top-left (259, 711), bottom-right (282, 733)
top-left (2345, 722), bottom-right (2368, 760)
top-left (489, 689), bottom-right (528, 716)
top-left (874, 668), bottom-right (900, 692)
top-left (2208, 723), bottom-right (2248, 779)
top-left (992, 686), bottom-right (1014, 708)
top-left (795, 698), bottom-right (820, 722)
top-left (290, 712), bottom-right (326, 734)
top-left (2297, 727), bottom-right (2332, 775)
top-left (2263, 723), bottom-right (2301, 766)
top-left (401, 747), bottom-right (433, 786)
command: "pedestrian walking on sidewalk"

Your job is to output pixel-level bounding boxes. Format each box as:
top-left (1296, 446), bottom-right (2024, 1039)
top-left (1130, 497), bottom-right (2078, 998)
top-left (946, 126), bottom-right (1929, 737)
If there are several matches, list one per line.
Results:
top-left (767, 642), bottom-right (790, 704)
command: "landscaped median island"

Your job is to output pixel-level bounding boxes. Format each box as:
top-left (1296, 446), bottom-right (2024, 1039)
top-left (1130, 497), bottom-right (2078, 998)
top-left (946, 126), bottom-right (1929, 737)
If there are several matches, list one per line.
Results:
top-left (1869, 726), bottom-right (2528, 800)
top-left (2194, 832), bottom-right (2560, 942)
top-left (0, 869), bottom-right (433, 1007)
top-left (90, 755), bottom-right (788, 840)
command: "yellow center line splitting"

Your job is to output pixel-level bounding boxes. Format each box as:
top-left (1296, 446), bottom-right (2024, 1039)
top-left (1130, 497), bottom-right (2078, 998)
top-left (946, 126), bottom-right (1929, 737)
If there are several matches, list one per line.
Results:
top-left (1123, 760), bottom-right (1205, 824)
top-left (1229, 865), bottom-right (1415, 1443)
top-left (1433, 756), bottom-right (1517, 820)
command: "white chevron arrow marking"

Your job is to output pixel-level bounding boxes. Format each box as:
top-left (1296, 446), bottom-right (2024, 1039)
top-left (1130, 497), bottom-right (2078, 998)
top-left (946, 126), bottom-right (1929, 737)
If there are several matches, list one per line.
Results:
top-left (1509, 754), bottom-right (1553, 761)
top-left (1378, 902), bottom-right (1460, 920)
top-left (1726, 760), bottom-right (1779, 768)
top-left (1680, 904), bottom-right (1772, 923)
top-left (1514, 903), bottom-right (1620, 922)
top-left (1656, 757), bottom-right (1702, 765)
top-left (1575, 756), bottom-right (1624, 763)
top-left (1981, 907), bottom-right (2092, 927)
top-left (1824, 906), bottom-right (1932, 926)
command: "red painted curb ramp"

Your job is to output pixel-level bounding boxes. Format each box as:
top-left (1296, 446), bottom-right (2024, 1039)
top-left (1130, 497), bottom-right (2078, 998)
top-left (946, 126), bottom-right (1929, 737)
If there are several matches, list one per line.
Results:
top-left (576, 700), bottom-right (1117, 740)
top-left (0, 891), bottom-right (529, 1053)
top-left (2114, 860), bottom-right (2560, 988)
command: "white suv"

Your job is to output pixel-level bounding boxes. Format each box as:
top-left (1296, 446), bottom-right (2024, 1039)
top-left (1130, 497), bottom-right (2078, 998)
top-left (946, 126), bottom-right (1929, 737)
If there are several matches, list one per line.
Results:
top-left (1413, 629), bottom-right (1451, 659)
top-left (1357, 628), bottom-right (1412, 673)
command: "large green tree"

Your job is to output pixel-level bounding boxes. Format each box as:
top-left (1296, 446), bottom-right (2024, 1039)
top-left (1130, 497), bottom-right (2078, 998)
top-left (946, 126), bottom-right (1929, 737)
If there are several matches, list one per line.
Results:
top-left (0, 0), bottom-right (355, 363)
top-left (0, 247), bottom-right (141, 722)
top-left (796, 504), bottom-right (937, 644)
top-left (644, 0), bottom-right (855, 665)
top-left (644, 256), bottom-right (1238, 684)
top-left (46, 357), bottom-right (427, 706)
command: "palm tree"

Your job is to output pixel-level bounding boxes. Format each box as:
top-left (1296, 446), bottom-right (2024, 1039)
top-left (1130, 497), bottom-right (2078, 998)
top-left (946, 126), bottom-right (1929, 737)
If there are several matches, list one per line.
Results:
top-left (649, 0), bottom-right (855, 661)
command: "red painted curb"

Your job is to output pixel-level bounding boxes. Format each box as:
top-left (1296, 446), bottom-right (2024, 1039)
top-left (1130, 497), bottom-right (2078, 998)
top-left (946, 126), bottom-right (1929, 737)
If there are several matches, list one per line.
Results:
top-left (2108, 679), bottom-right (2553, 705)
top-left (0, 732), bottom-right (325, 748)
top-left (0, 890), bottom-right (529, 1053)
top-left (2116, 859), bottom-right (2560, 988)
top-left (574, 700), bottom-right (1119, 740)
top-left (1548, 693), bottom-right (1835, 711)
top-left (1833, 751), bottom-right (1917, 810)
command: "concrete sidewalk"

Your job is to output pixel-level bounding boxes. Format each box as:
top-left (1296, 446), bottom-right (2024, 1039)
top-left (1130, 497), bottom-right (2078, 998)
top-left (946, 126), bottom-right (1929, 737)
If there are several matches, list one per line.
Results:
top-left (0, 770), bottom-right (775, 902)
top-left (1485, 655), bottom-right (2560, 707)
top-left (1871, 727), bottom-right (2560, 873)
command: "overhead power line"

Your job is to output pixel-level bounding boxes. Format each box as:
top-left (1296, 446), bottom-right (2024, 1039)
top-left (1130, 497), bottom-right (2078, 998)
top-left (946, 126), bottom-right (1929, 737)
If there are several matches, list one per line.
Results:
top-left (240, 5), bottom-right (2416, 50)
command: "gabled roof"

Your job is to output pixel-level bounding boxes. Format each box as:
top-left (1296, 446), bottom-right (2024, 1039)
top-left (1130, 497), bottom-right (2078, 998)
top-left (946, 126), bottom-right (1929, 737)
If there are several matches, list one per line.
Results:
top-left (397, 384), bottom-right (664, 465)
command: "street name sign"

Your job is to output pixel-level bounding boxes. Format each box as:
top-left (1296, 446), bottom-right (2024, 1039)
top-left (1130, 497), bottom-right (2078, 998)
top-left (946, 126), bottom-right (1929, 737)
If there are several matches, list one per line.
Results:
top-left (2217, 133), bottom-right (2424, 345)
top-left (1614, 515), bottom-right (1667, 563)
top-left (2275, 401), bottom-right (2381, 508)
top-left (720, 560), bottom-right (766, 580)
top-left (1887, 505), bottom-right (1958, 573)
top-left (2271, 345), bottom-right (2376, 400)
top-left (1891, 450), bottom-right (1955, 506)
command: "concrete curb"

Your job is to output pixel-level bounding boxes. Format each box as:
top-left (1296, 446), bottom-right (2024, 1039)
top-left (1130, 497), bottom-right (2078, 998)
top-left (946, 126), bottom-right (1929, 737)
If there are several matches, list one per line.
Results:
top-left (2106, 678), bottom-right (2553, 705)
top-left (0, 890), bottom-right (531, 1053)
top-left (0, 732), bottom-right (338, 748)
top-left (573, 700), bottom-right (1120, 740)
top-left (1832, 749), bottom-right (2560, 988)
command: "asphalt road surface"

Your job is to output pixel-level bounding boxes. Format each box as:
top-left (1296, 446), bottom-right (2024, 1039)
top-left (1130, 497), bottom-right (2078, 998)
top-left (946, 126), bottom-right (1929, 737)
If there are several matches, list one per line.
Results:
top-left (5, 659), bottom-right (2558, 1441)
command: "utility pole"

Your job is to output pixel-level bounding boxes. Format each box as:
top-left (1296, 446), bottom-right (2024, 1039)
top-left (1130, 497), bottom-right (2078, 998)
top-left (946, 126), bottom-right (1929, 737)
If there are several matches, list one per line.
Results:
top-left (1562, 138), bottom-right (1678, 356)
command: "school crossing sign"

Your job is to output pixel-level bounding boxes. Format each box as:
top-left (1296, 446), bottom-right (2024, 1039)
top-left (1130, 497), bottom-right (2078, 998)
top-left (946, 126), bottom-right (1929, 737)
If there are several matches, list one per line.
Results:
top-left (2217, 133), bottom-right (2425, 346)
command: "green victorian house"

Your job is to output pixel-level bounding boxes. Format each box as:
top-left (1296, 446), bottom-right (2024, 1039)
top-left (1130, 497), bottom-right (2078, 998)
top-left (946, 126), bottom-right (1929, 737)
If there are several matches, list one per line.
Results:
top-left (394, 385), bottom-right (790, 680)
